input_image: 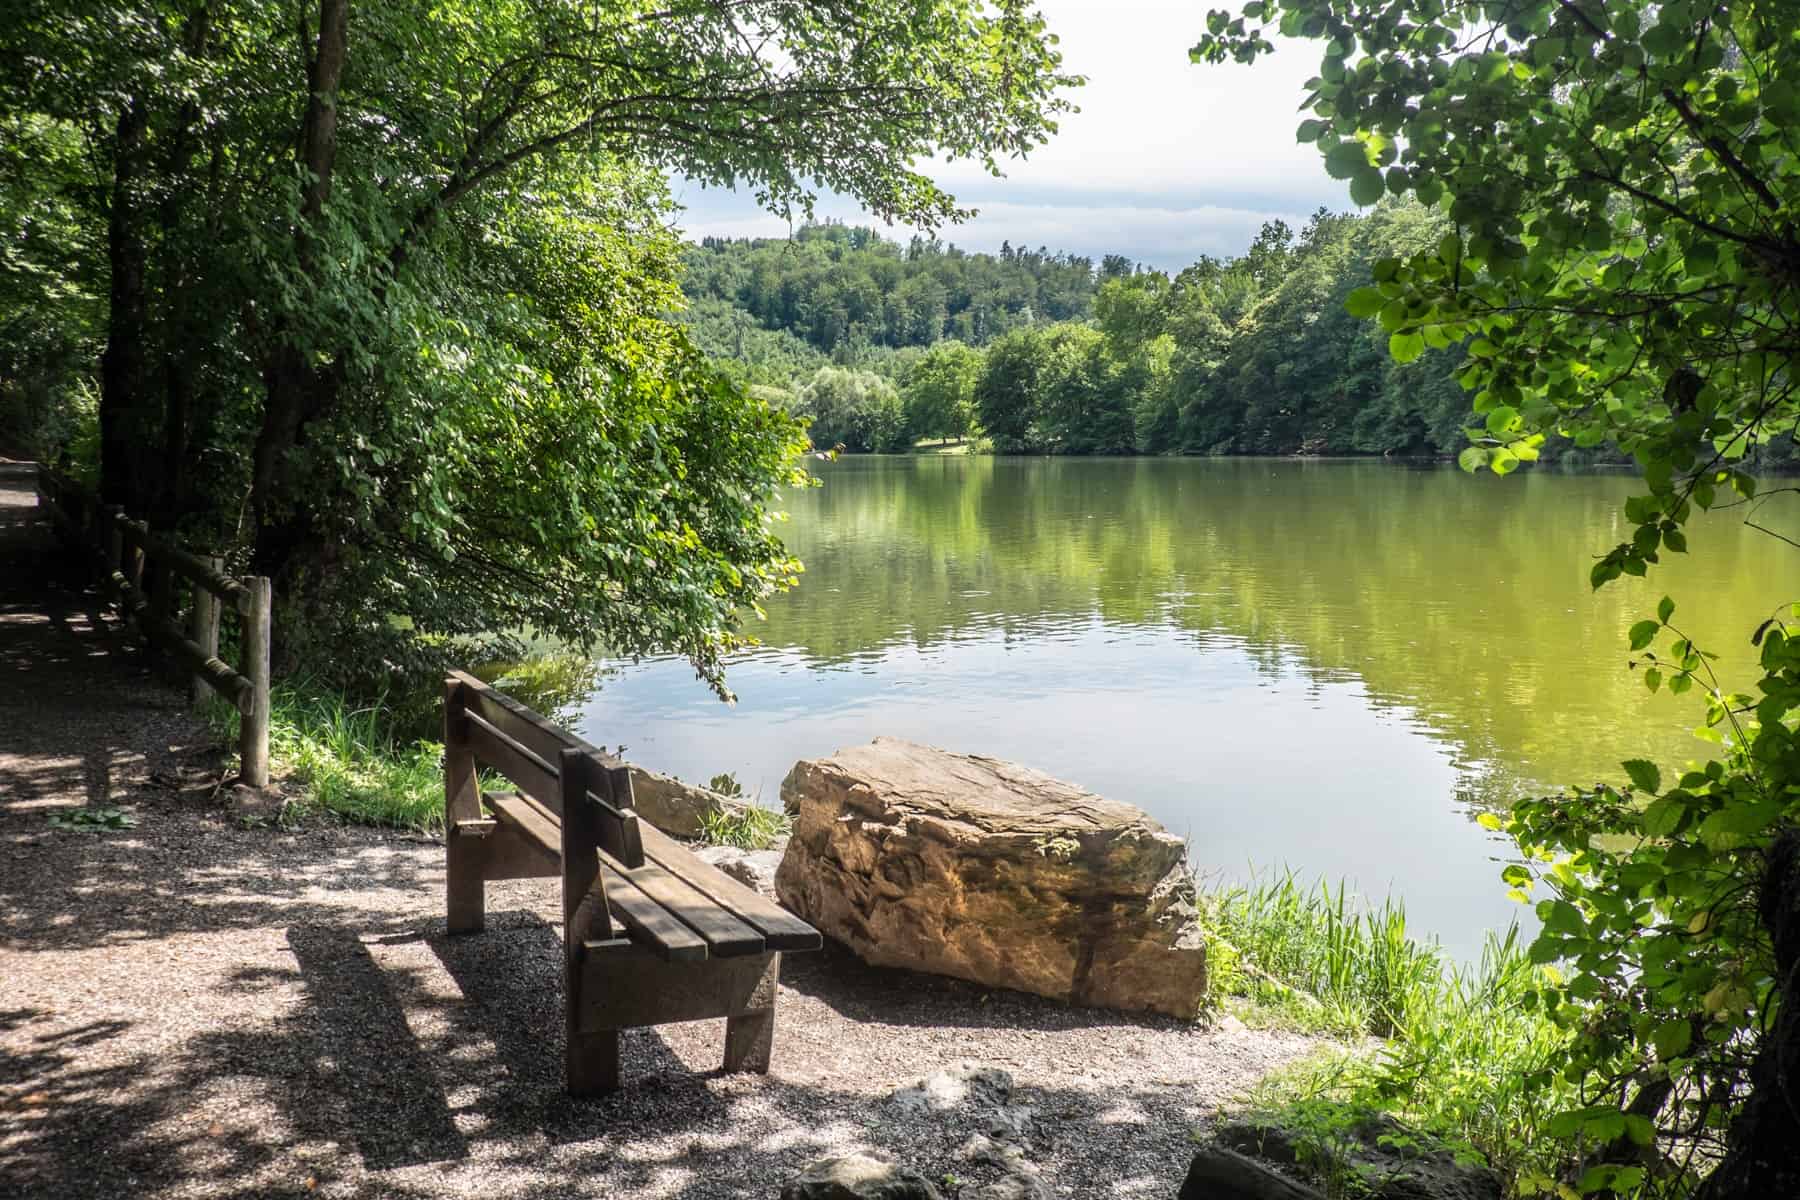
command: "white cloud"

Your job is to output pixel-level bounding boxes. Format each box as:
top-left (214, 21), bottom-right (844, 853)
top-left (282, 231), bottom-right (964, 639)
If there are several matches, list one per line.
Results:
top-left (669, 0), bottom-right (1349, 270)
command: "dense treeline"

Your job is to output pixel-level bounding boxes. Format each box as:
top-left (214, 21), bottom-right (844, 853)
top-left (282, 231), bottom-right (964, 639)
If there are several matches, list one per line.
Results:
top-left (682, 221), bottom-right (1107, 365)
top-left (732, 205), bottom-right (1800, 464)
top-left (693, 205), bottom-right (1480, 456)
top-left (975, 203), bottom-right (1472, 455)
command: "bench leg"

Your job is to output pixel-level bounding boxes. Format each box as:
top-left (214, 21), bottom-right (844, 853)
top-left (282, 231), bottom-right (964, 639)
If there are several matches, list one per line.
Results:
top-left (446, 835), bottom-right (485, 934)
top-left (567, 1028), bottom-right (622, 1097)
top-left (722, 953), bottom-right (780, 1074)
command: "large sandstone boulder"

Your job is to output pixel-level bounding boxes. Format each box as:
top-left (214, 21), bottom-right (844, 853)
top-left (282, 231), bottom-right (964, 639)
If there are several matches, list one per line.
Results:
top-left (774, 738), bottom-right (1207, 1017)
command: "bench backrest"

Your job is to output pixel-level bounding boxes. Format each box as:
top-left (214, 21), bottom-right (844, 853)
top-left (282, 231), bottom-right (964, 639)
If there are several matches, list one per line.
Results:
top-left (443, 670), bottom-right (644, 869)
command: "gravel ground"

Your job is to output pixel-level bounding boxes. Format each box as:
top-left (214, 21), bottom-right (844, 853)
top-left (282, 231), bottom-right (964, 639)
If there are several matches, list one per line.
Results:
top-left (0, 467), bottom-right (1319, 1199)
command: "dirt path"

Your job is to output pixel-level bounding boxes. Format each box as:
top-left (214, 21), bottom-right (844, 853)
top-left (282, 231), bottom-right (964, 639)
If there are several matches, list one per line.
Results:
top-left (0, 467), bottom-right (1316, 1199)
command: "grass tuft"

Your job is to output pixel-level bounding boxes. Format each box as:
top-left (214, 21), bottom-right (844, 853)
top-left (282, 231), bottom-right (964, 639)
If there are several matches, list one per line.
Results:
top-left (1199, 873), bottom-right (1442, 1037)
top-left (204, 678), bottom-right (444, 832)
top-left (1199, 870), bottom-right (1573, 1192)
top-left (695, 801), bottom-right (790, 850)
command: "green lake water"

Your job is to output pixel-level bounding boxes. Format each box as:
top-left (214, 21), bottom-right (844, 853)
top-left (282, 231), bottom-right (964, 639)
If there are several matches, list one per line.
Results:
top-left (574, 456), bottom-right (1800, 956)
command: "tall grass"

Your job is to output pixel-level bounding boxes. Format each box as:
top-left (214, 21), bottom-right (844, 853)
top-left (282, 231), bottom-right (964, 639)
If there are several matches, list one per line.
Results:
top-left (1201, 871), bottom-right (1575, 1191)
top-left (696, 802), bottom-right (791, 850)
top-left (205, 679), bottom-right (444, 831)
top-left (1200, 874), bottom-right (1441, 1036)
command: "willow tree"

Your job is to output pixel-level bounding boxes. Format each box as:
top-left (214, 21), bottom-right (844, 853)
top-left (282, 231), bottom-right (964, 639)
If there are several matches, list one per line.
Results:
top-left (0, 0), bottom-right (1074, 688)
top-left (1197, 2), bottom-right (1798, 1194)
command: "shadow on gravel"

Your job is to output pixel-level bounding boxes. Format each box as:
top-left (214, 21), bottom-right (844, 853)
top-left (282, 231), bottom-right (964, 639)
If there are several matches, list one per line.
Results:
top-left (780, 939), bottom-right (1188, 1037)
top-left (0, 472), bottom-right (206, 812)
top-left (286, 924), bottom-right (469, 1170)
top-left (4, 895), bottom-right (1229, 1199)
top-left (0, 828), bottom-right (443, 952)
top-left (427, 911), bottom-right (734, 1132)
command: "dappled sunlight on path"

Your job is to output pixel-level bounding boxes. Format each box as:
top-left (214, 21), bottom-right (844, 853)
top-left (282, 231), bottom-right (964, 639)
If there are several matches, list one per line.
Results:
top-left (1, 467), bottom-right (1317, 1198)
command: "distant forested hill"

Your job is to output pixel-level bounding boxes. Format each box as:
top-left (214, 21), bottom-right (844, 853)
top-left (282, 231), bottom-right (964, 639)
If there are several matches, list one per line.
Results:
top-left (675, 208), bottom-right (1624, 462)
top-left (680, 223), bottom-right (1108, 378)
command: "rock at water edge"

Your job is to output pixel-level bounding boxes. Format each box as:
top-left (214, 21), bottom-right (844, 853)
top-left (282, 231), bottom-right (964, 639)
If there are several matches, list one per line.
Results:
top-left (775, 738), bottom-right (1207, 1018)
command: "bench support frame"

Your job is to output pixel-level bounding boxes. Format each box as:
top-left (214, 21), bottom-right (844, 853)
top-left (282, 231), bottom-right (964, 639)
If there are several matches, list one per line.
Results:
top-left (441, 673), bottom-right (794, 1095)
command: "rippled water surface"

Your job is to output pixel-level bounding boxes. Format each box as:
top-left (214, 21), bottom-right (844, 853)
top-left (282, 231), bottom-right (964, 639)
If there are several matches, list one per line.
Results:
top-left (573, 456), bottom-right (1800, 956)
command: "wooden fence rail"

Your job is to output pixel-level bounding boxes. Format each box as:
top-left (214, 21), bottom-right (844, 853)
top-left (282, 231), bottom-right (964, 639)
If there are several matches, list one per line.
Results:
top-left (33, 466), bottom-right (272, 786)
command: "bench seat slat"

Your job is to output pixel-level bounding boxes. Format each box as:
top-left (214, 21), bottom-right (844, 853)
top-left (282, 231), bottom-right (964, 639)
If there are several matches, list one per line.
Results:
top-left (487, 793), bottom-right (707, 962)
top-left (602, 852), bottom-right (766, 957)
top-left (598, 866), bottom-right (710, 963)
top-left (638, 824), bottom-right (823, 952)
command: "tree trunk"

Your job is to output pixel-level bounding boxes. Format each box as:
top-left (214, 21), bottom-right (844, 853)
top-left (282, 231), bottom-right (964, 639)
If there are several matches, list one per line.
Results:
top-left (99, 99), bottom-right (157, 515)
top-left (1695, 827), bottom-right (1800, 1198)
top-left (247, 0), bottom-right (348, 589)
top-left (151, 5), bottom-right (213, 533)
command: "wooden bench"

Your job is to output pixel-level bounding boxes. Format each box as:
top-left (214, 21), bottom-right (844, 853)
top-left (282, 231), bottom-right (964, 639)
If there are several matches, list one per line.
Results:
top-left (441, 670), bottom-right (821, 1095)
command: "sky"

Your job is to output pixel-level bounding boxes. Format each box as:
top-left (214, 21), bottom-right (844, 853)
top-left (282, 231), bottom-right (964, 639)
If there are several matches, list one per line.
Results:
top-left (667, 0), bottom-right (1350, 272)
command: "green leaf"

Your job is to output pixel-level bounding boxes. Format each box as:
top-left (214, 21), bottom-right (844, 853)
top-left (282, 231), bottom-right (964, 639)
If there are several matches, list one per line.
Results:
top-left (1657, 596), bottom-right (1675, 623)
top-left (1457, 446), bottom-right (1488, 472)
top-left (1390, 331), bottom-right (1425, 363)
top-left (1344, 286), bottom-right (1384, 318)
top-left (1642, 794), bottom-right (1684, 836)
top-left (1349, 168), bottom-right (1386, 207)
top-left (1622, 759), bottom-right (1661, 794)
top-left (1629, 620), bottom-right (1659, 651)
top-left (1323, 140), bottom-right (1371, 180)
top-left (1652, 1019), bottom-right (1692, 1060)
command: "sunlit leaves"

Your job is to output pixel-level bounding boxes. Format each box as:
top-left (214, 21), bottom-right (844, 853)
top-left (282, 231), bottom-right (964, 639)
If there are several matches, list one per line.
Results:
top-left (1194, 1), bottom-right (1800, 1185)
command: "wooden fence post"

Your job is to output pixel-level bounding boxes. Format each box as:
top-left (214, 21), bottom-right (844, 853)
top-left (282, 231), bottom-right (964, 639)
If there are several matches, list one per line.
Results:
top-left (124, 525), bottom-right (145, 622)
top-left (103, 506), bottom-right (124, 604)
top-left (241, 575), bottom-right (272, 787)
top-left (190, 556), bottom-right (222, 709)
top-left (444, 678), bottom-right (486, 934)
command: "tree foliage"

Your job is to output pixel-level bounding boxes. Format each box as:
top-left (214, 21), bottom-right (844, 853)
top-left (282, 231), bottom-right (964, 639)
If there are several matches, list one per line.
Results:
top-left (902, 341), bottom-right (984, 443)
top-left (0, 0), bottom-right (1075, 692)
top-left (682, 222), bottom-right (1104, 356)
top-left (1198, 2), bottom-right (1800, 1193)
top-left (791, 366), bottom-right (907, 453)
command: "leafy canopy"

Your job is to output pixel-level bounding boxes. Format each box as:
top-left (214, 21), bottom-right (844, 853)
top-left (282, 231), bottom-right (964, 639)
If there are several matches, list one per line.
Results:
top-left (0, 0), bottom-right (1080, 693)
top-left (1197, 2), bottom-right (1800, 1191)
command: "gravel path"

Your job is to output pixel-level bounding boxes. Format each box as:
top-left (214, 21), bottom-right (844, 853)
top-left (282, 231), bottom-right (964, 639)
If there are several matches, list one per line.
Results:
top-left (0, 466), bottom-right (1318, 1199)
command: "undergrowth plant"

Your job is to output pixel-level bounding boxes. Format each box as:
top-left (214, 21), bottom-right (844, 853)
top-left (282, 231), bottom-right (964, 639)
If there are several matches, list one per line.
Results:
top-left (695, 799), bottom-right (790, 851)
top-left (205, 679), bottom-right (443, 831)
top-left (47, 806), bottom-right (137, 832)
top-left (1202, 872), bottom-right (1575, 1191)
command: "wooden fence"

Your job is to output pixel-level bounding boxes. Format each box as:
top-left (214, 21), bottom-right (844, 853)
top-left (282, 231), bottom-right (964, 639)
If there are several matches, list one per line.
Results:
top-left (34, 467), bottom-right (272, 786)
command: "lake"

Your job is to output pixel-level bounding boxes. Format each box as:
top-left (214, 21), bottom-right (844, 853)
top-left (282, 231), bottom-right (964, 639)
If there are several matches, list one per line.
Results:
top-left (573, 456), bottom-right (1799, 957)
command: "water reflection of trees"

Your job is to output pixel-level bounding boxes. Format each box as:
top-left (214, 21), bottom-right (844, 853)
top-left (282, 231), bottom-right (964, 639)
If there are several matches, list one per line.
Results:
top-left (757, 457), bottom-right (1798, 804)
